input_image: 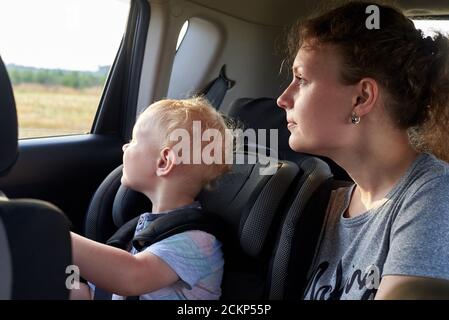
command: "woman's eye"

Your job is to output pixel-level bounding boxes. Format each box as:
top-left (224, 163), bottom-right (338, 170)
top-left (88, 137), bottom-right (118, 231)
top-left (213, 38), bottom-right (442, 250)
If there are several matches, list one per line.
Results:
top-left (294, 76), bottom-right (307, 86)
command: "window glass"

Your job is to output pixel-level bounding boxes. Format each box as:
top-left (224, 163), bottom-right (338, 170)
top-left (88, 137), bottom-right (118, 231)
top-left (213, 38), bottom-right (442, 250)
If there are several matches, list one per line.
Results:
top-left (0, 0), bottom-right (130, 139)
top-left (176, 20), bottom-right (189, 51)
top-left (167, 18), bottom-right (222, 99)
top-left (413, 19), bottom-right (449, 36)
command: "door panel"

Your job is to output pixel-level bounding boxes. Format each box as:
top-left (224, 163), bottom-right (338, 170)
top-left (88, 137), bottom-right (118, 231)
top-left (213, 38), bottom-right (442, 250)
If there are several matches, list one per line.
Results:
top-left (0, 134), bottom-right (123, 232)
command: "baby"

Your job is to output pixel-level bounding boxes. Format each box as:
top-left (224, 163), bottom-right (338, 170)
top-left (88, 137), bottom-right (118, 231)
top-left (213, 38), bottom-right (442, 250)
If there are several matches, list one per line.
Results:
top-left (70, 97), bottom-right (232, 299)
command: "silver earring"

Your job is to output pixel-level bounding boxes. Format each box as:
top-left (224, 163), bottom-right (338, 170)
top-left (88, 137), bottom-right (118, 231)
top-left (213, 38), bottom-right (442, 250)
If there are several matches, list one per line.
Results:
top-left (351, 112), bottom-right (360, 124)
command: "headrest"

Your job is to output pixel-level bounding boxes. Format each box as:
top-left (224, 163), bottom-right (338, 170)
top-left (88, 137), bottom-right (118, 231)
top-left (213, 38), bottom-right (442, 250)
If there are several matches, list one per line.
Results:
top-left (227, 97), bottom-right (291, 154)
top-left (0, 56), bottom-right (18, 177)
top-left (112, 182), bottom-right (151, 227)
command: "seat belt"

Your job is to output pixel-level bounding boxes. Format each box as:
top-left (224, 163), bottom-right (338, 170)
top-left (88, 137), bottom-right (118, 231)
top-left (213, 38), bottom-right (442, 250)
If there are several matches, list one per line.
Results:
top-left (199, 65), bottom-right (235, 110)
top-left (131, 209), bottom-right (223, 251)
top-left (93, 208), bottom-right (223, 300)
top-left (105, 215), bottom-right (140, 251)
top-left (106, 208), bottom-right (223, 251)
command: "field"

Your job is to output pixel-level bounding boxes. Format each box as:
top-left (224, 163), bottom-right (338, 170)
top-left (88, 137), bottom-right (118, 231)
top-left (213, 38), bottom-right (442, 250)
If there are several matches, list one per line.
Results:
top-left (13, 84), bottom-right (102, 139)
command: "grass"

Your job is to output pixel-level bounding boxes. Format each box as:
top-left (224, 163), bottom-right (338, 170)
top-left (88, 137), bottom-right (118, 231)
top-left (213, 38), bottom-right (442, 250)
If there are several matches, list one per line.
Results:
top-left (13, 83), bottom-right (103, 139)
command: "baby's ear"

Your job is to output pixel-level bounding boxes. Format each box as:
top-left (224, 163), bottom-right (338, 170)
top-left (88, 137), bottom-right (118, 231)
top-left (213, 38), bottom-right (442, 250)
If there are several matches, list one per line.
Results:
top-left (156, 148), bottom-right (177, 176)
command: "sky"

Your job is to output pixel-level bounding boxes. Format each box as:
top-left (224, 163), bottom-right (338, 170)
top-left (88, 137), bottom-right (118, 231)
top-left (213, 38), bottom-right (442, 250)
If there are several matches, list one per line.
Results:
top-left (0, 0), bottom-right (130, 71)
top-left (0, 2), bottom-right (448, 72)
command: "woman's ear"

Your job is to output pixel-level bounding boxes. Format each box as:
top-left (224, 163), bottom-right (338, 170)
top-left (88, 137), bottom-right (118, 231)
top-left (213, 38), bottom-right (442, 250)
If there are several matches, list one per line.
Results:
top-left (352, 78), bottom-right (379, 117)
top-left (156, 148), bottom-right (176, 177)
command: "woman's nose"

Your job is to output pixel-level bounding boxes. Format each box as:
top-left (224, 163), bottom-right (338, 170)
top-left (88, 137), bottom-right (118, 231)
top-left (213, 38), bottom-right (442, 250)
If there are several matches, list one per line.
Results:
top-left (122, 143), bottom-right (129, 152)
top-left (277, 86), bottom-right (293, 110)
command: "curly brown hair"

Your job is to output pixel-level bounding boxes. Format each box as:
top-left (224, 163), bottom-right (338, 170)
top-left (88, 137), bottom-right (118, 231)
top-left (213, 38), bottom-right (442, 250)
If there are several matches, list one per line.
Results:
top-left (287, 1), bottom-right (449, 161)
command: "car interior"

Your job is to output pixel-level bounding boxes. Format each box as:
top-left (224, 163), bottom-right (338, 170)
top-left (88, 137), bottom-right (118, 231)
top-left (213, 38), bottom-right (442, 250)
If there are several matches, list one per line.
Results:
top-left (1, 0), bottom-right (449, 300)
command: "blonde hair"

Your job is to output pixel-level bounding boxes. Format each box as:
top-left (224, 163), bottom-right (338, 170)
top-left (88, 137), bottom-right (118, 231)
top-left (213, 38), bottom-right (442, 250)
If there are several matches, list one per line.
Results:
top-left (138, 97), bottom-right (233, 187)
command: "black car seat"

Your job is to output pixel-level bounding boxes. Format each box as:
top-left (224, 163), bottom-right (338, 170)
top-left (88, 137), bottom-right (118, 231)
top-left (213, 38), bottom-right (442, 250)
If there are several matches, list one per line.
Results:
top-left (84, 150), bottom-right (302, 299)
top-left (84, 157), bottom-right (334, 300)
top-left (0, 56), bottom-right (72, 299)
top-left (226, 97), bottom-right (345, 299)
top-left (83, 106), bottom-right (334, 300)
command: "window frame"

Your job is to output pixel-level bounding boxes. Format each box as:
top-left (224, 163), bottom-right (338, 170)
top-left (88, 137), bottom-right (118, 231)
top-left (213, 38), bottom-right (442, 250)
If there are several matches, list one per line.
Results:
top-left (91, 0), bottom-right (150, 142)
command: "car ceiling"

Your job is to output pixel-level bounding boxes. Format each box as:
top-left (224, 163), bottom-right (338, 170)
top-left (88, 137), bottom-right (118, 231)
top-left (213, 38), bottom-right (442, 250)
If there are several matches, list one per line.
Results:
top-left (186, 0), bottom-right (449, 26)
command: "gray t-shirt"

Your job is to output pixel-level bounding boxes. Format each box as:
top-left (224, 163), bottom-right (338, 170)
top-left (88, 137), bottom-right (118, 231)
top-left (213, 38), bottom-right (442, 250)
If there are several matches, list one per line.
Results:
top-left (303, 152), bottom-right (449, 300)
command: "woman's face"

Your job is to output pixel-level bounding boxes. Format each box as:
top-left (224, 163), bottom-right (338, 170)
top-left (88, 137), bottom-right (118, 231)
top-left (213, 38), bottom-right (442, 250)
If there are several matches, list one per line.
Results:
top-left (277, 43), bottom-right (357, 156)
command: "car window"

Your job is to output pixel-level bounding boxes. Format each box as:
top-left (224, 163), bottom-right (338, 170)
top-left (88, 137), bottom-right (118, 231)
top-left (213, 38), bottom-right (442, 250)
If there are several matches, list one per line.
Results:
top-left (0, 0), bottom-right (130, 139)
top-left (413, 18), bottom-right (449, 36)
top-left (176, 20), bottom-right (189, 51)
top-left (167, 17), bottom-right (223, 99)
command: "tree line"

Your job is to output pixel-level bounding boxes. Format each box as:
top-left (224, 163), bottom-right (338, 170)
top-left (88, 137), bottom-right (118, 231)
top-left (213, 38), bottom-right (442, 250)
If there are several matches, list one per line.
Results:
top-left (6, 64), bottom-right (110, 89)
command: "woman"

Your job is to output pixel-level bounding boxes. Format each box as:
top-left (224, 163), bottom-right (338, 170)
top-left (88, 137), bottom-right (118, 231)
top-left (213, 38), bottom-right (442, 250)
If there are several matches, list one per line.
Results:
top-left (277, 1), bottom-right (449, 299)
